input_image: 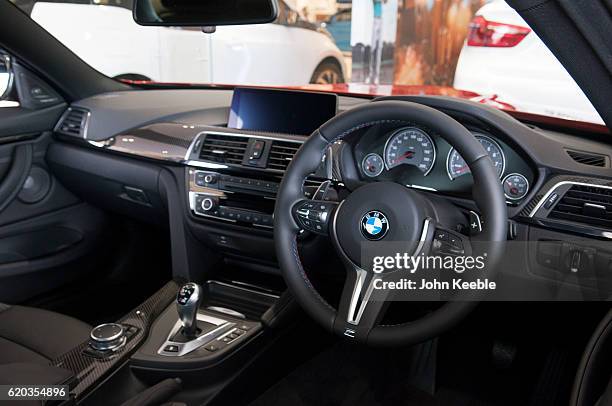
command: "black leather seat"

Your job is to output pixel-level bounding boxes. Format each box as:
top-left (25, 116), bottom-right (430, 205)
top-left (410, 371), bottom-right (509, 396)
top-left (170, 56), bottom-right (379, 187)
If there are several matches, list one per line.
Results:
top-left (0, 303), bottom-right (91, 364)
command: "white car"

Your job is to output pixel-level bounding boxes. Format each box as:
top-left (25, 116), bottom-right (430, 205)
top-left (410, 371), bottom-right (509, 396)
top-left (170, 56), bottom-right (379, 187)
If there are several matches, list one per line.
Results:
top-left (28, 0), bottom-right (345, 86)
top-left (453, 0), bottom-right (602, 124)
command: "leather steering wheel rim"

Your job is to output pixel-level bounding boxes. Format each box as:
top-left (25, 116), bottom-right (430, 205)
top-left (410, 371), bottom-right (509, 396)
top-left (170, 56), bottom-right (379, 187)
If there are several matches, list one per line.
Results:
top-left (274, 100), bottom-right (508, 346)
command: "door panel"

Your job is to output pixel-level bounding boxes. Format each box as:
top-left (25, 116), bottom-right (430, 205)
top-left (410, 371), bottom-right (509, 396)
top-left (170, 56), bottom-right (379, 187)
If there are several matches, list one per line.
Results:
top-left (0, 80), bottom-right (110, 303)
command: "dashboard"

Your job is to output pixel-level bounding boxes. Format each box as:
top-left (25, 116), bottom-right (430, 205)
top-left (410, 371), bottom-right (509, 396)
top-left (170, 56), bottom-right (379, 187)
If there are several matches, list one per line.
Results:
top-left (46, 86), bottom-right (612, 297)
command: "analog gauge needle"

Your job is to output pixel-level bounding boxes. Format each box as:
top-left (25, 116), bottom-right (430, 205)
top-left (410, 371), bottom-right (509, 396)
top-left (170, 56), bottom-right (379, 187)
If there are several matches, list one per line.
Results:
top-left (454, 164), bottom-right (469, 175)
top-left (393, 150), bottom-right (414, 164)
top-left (506, 181), bottom-right (518, 195)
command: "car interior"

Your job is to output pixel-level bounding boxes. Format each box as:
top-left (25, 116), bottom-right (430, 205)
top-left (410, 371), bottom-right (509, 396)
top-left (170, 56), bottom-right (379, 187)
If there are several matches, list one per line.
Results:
top-left (0, 0), bottom-right (610, 405)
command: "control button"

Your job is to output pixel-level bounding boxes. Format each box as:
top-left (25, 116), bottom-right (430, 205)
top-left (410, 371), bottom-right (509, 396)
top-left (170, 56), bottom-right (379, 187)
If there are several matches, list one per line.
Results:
top-left (434, 229), bottom-right (449, 241)
top-left (301, 218), bottom-right (314, 229)
top-left (201, 198), bottom-right (216, 212)
top-left (569, 250), bottom-right (581, 273)
top-left (239, 324), bottom-right (251, 331)
top-left (543, 193), bottom-right (560, 210)
top-left (234, 329), bottom-right (246, 335)
top-left (432, 231), bottom-right (465, 256)
top-left (228, 333), bottom-right (239, 339)
top-left (89, 323), bottom-right (126, 352)
top-left (204, 174), bottom-right (217, 184)
top-left (308, 210), bottom-right (321, 221)
top-left (195, 172), bottom-right (207, 186)
top-left (252, 140), bottom-right (265, 159)
top-left (164, 345), bottom-right (179, 353)
top-left (468, 211), bottom-right (482, 235)
top-left (537, 241), bottom-right (561, 269)
top-left (448, 234), bottom-right (463, 250)
top-left (204, 343), bottom-right (219, 352)
top-left (221, 337), bottom-right (232, 343)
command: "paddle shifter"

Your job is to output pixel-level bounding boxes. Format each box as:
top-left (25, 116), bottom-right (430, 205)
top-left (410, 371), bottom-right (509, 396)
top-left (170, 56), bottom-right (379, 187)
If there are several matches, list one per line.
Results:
top-left (176, 282), bottom-right (202, 338)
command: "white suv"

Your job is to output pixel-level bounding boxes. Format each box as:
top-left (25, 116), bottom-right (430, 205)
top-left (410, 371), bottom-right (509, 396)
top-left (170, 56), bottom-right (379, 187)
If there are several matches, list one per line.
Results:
top-left (453, 0), bottom-right (602, 124)
top-left (28, 0), bottom-right (346, 86)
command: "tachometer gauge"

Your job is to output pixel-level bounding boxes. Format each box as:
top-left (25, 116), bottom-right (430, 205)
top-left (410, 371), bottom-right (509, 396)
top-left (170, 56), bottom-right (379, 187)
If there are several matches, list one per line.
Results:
top-left (384, 127), bottom-right (436, 175)
top-left (502, 173), bottom-right (529, 200)
top-left (361, 153), bottom-right (384, 177)
top-left (447, 134), bottom-right (505, 180)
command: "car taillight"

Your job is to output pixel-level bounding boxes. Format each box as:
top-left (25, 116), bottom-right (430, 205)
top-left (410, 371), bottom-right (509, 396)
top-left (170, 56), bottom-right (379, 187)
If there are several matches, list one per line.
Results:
top-left (466, 15), bottom-right (531, 47)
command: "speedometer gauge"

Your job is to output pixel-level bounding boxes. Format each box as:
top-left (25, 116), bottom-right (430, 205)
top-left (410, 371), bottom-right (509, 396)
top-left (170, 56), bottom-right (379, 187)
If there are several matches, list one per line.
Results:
top-left (384, 127), bottom-right (436, 175)
top-left (446, 134), bottom-right (505, 180)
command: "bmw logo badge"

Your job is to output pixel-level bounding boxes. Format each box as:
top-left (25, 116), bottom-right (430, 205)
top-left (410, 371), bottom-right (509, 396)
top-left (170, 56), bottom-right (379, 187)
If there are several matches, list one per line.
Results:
top-left (360, 211), bottom-right (389, 240)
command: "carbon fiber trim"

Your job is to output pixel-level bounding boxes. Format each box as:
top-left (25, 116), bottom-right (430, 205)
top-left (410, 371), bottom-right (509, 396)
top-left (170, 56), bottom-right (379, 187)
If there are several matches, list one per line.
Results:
top-left (52, 281), bottom-right (179, 400)
top-left (519, 175), bottom-right (612, 217)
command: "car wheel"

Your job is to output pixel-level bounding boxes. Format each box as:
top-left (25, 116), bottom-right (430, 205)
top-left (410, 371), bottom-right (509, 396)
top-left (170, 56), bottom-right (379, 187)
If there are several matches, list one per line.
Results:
top-left (310, 61), bottom-right (344, 84)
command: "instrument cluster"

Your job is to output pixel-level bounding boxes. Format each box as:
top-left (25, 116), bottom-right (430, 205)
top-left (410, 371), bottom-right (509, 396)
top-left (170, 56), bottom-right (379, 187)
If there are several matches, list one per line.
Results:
top-left (355, 126), bottom-right (533, 203)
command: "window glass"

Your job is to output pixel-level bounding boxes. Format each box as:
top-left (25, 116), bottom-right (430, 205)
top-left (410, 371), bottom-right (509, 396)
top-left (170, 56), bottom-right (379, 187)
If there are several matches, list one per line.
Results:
top-left (7, 0), bottom-right (603, 124)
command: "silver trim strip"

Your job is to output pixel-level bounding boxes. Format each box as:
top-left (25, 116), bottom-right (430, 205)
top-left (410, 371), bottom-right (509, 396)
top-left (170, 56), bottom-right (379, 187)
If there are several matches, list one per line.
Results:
top-left (206, 306), bottom-right (246, 319)
top-left (528, 180), bottom-right (612, 218)
top-left (157, 312), bottom-right (235, 357)
top-left (346, 218), bottom-right (432, 326)
top-left (331, 192), bottom-right (434, 327)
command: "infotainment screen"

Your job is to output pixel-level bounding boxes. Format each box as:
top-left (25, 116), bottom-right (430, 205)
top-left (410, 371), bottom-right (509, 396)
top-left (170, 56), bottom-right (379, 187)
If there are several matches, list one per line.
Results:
top-left (228, 87), bottom-right (338, 135)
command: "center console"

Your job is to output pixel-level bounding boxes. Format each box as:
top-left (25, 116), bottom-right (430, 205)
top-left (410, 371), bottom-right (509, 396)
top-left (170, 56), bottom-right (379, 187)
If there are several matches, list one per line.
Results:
top-left (131, 280), bottom-right (279, 371)
top-left (184, 87), bottom-right (337, 232)
top-left (184, 130), bottom-right (330, 233)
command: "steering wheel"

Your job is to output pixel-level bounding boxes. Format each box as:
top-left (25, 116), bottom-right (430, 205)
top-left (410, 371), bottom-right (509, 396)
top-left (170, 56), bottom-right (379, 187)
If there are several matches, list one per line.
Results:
top-left (274, 100), bottom-right (508, 346)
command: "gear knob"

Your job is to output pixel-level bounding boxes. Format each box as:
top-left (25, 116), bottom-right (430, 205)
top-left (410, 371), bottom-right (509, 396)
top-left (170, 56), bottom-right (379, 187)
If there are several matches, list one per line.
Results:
top-left (176, 283), bottom-right (202, 337)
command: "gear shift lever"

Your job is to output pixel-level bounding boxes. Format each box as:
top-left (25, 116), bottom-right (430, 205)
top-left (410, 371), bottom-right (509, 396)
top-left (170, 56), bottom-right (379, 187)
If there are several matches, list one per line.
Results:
top-left (176, 282), bottom-right (202, 338)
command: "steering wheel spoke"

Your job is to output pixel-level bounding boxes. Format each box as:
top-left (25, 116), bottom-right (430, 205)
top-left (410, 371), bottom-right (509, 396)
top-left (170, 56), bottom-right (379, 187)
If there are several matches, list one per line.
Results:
top-left (335, 262), bottom-right (392, 340)
top-left (292, 199), bottom-right (338, 235)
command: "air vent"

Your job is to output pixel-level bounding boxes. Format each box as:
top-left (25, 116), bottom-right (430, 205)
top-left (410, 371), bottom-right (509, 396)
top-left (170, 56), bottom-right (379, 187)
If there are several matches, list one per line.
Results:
top-left (55, 107), bottom-right (90, 138)
top-left (199, 133), bottom-right (248, 165)
top-left (268, 140), bottom-right (301, 171)
top-left (567, 150), bottom-right (607, 167)
top-left (549, 185), bottom-right (612, 229)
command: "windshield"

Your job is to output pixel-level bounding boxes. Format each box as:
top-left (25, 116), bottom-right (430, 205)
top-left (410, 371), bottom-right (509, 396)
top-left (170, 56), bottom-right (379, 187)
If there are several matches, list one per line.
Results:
top-left (8, 0), bottom-right (604, 125)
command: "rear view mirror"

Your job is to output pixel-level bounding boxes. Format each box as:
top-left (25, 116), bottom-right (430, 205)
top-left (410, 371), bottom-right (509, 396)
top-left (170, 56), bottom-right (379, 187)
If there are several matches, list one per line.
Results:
top-left (133, 0), bottom-right (279, 27)
top-left (0, 53), bottom-right (14, 100)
